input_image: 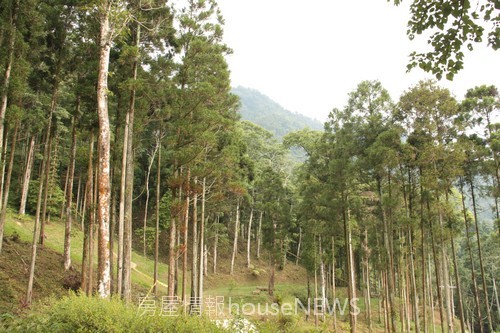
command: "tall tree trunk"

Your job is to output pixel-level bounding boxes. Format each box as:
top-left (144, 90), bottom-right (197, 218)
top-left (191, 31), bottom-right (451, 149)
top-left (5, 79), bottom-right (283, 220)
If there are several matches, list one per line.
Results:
top-left (39, 132), bottom-right (53, 245)
top-left (363, 228), bottom-right (373, 332)
top-left (198, 178), bottom-right (206, 301)
top-left (296, 227), bottom-right (302, 265)
top-left (121, 23), bottom-right (140, 302)
top-left (19, 136), bottom-right (35, 215)
top-left (181, 168), bottom-right (190, 302)
top-left (427, 255), bottom-right (436, 333)
top-left (246, 208), bottom-right (253, 268)
top-left (450, 232), bottom-right (466, 333)
top-left (96, 2), bottom-right (113, 298)
top-left (318, 235), bottom-right (326, 321)
top-left (117, 109), bottom-right (129, 298)
top-left (469, 177), bottom-right (494, 332)
top-left (230, 199), bottom-right (240, 275)
top-left (331, 236), bottom-right (337, 331)
top-left (256, 211), bottom-right (263, 259)
top-left (459, 178), bottom-right (484, 333)
top-left (143, 143), bottom-right (158, 256)
top-left (408, 227), bottom-right (420, 332)
top-left (60, 163), bottom-right (70, 220)
top-left (213, 216), bottom-right (218, 274)
top-left (0, 0), bottom-right (19, 172)
top-left (344, 205), bottom-right (357, 333)
top-left (427, 199), bottom-right (445, 333)
top-left (420, 179), bottom-right (428, 333)
top-left (167, 198), bottom-right (177, 297)
top-left (63, 115), bottom-right (77, 270)
top-left (0, 121), bottom-right (18, 254)
top-left (81, 134), bottom-right (95, 295)
top-left (377, 178), bottom-right (397, 333)
top-left (191, 177), bottom-right (199, 303)
top-left (0, 131), bottom-right (8, 212)
top-left (25, 82), bottom-right (57, 305)
top-left (153, 139), bottom-right (161, 296)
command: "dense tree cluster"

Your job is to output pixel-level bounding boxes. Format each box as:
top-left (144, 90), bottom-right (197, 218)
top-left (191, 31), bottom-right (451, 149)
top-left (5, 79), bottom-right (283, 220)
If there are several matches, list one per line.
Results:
top-left (288, 80), bottom-right (499, 332)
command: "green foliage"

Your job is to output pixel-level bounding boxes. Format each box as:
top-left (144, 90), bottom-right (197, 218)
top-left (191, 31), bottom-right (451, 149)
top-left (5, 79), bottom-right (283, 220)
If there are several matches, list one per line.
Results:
top-left (27, 180), bottom-right (65, 216)
top-left (1, 293), bottom-right (225, 333)
top-left (393, 0), bottom-right (499, 79)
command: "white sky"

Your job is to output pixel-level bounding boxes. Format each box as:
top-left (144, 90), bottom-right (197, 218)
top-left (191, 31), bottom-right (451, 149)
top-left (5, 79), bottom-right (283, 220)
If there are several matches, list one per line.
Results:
top-left (217, 0), bottom-right (500, 122)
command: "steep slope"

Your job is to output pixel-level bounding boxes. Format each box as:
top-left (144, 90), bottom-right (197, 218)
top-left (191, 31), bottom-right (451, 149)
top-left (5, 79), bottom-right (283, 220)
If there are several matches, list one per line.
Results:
top-left (233, 86), bottom-right (323, 139)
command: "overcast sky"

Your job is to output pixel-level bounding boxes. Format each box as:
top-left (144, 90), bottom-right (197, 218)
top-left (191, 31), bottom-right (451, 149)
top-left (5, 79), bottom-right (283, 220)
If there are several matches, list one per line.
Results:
top-left (216, 0), bottom-right (500, 122)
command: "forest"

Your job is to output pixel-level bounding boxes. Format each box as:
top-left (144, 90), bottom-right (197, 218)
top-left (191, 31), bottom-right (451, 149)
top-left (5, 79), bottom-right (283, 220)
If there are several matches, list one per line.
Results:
top-left (0, 0), bottom-right (498, 332)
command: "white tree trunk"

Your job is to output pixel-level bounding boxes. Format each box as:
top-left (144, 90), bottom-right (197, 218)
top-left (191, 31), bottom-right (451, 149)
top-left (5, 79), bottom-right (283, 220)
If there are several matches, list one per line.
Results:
top-left (230, 200), bottom-right (240, 275)
top-left (19, 136), bottom-right (35, 215)
top-left (256, 211), bottom-right (262, 259)
top-left (63, 117), bottom-right (77, 270)
top-left (246, 208), bottom-right (253, 268)
top-left (198, 178), bottom-right (206, 301)
top-left (96, 2), bottom-right (113, 298)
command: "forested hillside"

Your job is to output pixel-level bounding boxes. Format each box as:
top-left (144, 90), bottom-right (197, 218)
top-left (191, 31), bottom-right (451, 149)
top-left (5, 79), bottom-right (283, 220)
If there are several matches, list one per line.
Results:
top-left (0, 1), bottom-right (498, 333)
top-left (233, 86), bottom-right (323, 139)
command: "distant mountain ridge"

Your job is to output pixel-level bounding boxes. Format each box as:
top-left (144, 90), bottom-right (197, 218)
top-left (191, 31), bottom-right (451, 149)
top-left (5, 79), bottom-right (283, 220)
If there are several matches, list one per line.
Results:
top-left (232, 86), bottom-right (323, 139)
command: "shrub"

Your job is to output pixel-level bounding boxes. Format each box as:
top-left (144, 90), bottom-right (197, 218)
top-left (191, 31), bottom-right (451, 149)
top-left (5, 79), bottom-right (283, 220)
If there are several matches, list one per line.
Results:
top-left (1, 293), bottom-right (225, 333)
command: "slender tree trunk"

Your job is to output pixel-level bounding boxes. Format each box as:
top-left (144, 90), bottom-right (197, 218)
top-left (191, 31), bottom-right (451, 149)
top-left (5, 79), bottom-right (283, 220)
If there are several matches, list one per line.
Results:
top-left (154, 139), bottom-right (161, 296)
top-left (191, 177), bottom-right (199, 303)
top-left (213, 217), bottom-right (218, 274)
top-left (427, 256), bottom-right (436, 333)
top-left (167, 197), bottom-right (177, 297)
top-left (378, 178), bottom-right (396, 333)
top-left (60, 164), bottom-right (70, 220)
top-left (75, 177), bottom-right (81, 229)
top-left (121, 23), bottom-right (140, 302)
top-left (427, 199), bottom-right (445, 333)
top-left (420, 179), bottom-right (428, 333)
top-left (344, 205), bottom-right (356, 333)
top-left (39, 132), bottom-right (53, 245)
top-left (117, 109), bottom-right (129, 298)
top-left (469, 177), bottom-right (494, 332)
top-left (256, 211), bottom-right (262, 259)
top-left (450, 232), bottom-right (466, 333)
top-left (318, 235), bottom-right (326, 321)
top-left (25, 85), bottom-right (57, 305)
top-left (493, 275), bottom-right (500, 322)
top-left (459, 178), bottom-right (484, 333)
top-left (0, 131), bottom-right (8, 212)
top-left (230, 199), bottom-right (240, 275)
top-left (19, 136), bottom-right (35, 215)
top-left (63, 116), bottom-right (77, 270)
top-left (143, 143), bottom-right (158, 256)
top-left (81, 134), bottom-right (95, 295)
top-left (408, 228), bottom-right (420, 333)
top-left (296, 226), bottom-right (302, 265)
top-left (363, 228), bottom-right (373, 332)
top-left (0, 121), bottom-right (18, 254)
top-left (181, 168), bottom-right (190, 303)
top-left (96, 2), bottom-right (113, 298)
top-left (246, 208), bottom-right (253, 268)
top-left (198, 178), bottom-right (206, 302)
top-left (383, 271), bottom-right (389, 333)
top-left (331, 237), bottom-right (337, 331)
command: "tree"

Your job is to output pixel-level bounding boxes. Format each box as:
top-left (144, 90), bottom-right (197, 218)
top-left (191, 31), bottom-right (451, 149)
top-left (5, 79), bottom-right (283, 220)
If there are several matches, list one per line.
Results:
top-left (392, 0), bottom-right (499, 79)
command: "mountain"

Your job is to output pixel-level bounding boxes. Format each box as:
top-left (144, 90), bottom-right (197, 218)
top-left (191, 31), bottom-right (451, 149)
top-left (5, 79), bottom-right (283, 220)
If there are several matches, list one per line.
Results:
top-left (232, 86), bottom-right (323, 139)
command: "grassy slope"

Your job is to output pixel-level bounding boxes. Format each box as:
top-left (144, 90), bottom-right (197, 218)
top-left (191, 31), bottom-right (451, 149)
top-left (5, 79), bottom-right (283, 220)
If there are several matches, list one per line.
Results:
top-left (2, 211), bottom-right (411, 332)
